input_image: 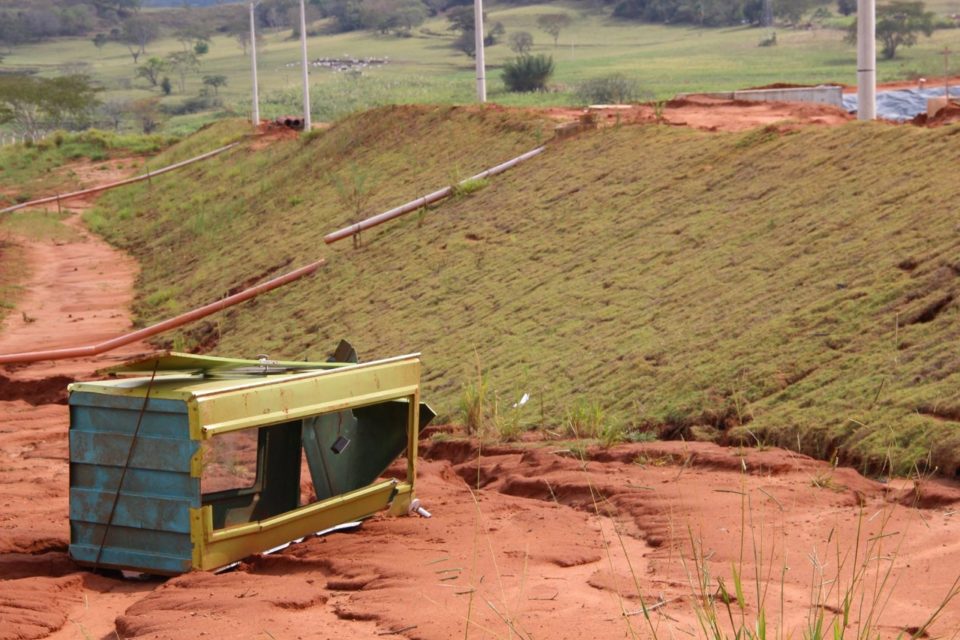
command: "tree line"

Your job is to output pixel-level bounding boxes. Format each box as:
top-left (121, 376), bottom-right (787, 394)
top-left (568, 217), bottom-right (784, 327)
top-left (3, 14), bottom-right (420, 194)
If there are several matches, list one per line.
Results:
top-left (608, 0), bottom-right (832, 27)
top-left (0, 0), bottom-right (947, 46)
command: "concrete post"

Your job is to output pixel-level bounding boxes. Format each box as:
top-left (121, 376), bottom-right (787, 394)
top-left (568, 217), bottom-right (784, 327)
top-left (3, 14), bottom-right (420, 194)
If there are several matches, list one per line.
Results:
top-left (299, 0), bottom-right (312, 131)
top-left (249, 1), bottom-right (261, 127)
top-left (857, 0), bottom-right (876, 120)
top-left (474, 0), bottom-right (486, 103)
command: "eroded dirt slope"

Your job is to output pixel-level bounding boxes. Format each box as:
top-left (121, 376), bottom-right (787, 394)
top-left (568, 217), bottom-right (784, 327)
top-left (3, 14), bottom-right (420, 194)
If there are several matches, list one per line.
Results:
top-left (2, 120), bottom-right (960, 640)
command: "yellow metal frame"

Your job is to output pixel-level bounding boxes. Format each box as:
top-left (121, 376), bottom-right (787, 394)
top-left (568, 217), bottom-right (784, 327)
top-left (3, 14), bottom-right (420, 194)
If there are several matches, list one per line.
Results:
top-left (182, 355), bottom-right (421, 571)
top-left (190, 480), bottom-right (399, 570)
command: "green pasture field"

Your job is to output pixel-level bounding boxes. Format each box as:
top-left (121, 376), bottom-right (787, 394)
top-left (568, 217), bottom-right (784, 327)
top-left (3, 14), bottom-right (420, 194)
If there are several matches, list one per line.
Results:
top-left (2, 2), bottom-right (960, 132)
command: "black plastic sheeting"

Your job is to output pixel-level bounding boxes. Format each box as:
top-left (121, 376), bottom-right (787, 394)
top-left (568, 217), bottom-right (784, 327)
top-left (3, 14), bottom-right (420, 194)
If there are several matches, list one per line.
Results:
top-left (843, 86), bottom-right (960, 121)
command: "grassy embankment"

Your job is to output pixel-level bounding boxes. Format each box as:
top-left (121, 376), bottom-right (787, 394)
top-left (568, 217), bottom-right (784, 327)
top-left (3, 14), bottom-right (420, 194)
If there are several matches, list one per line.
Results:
top-left (2, 1), bottom-right (960, 133)
top-left (86, 108), bottom-right (960, 477)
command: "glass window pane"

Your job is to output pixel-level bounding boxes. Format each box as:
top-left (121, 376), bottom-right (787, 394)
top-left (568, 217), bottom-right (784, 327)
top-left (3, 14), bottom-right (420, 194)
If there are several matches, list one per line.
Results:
top-left (201, 429), bottom-right (259, 494)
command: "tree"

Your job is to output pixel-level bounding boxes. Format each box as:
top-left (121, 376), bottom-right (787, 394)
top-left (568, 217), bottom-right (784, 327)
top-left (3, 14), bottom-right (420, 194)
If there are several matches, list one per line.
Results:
top-left (390, 0), bottom-right (429, 34)
top-left (356, 0), bottom-right (427, 34)
top-left (135, 57), bottom-right (167, 87)
top-left (774, 0), bottom-right (819, 25)
top-left (130, 97), bottom-right (163, 133)
top-left (536, 13), bottom-right (571, 47)
top-left (508, 30), bottom-right (533, 55)
top-left (202, 74), bottom-right (228, 95)
top-left (100, 99), bottom-right (131, 131)
top-left (232, 28), bottom-right (249, 54)
top-left (446, 5), bottom-right (475, 32)
top-left (118, 16), bottom-right (159, 64)
top-left (175, 25), bottom-right (211, 52)
top-left (60, 6), bottom-right (95, 36)
top-left (847, 1), bottom-right (934, 59)
top-left (484, 21), bottom-right (504, 46)
top-left (877, 1), bottom-right (935, 59)
top-left (453, 30), bottom-right (475, 56)
top-left (92, 0), bottom-right (142, 20)
top-left (0, 74), bottom-right (101, 136)
top-left (257, 0), bottom-right (298, 30)
top-left (20, 9), bottom-right (63, 40)
top-left (92, 32), bottom-right (109, 54)
top-left (837, 0), bottom-right (856, 16)
top-left (230, 16), bottom-right (259, 54)
top-left (611, 0), bottom-right (771, 27)
top-left (447, 5), bottom-right (498, 57)
top-left (165, 51), bottom-right (200, 93)
top-left (312, 0), bottom-right (366, 31)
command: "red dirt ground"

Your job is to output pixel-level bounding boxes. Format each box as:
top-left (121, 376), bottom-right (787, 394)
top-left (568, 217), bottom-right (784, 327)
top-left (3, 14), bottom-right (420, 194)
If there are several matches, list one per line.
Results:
top-left (3, 111), bottom-right (960, 639)
top-left (541, 95), bottom-right (852, 133)
top-left (840, 75), bottom-right (960, 93)
top-left (547, 76), bottom-right (960, 132)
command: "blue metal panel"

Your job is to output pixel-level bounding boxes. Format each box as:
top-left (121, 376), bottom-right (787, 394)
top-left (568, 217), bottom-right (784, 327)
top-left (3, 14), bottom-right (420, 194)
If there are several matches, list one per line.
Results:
top-left (69, 432), bottom-right (196, 473)
top-left (71, 407), bottom-right (191, 439)
top-left (69, 391), bottom-right (187, 416)
top-left (70, 488), bottom-right (192, 533)
top-left (70, 542), bottom-right (192, 575)
top-left (70, 393), bottom-right (190, 439)
top-left (71, 463), bottom-right (198, 499)
top-left (71, 523), bottom-right (193, 556)
top-left (69, 391), bottom-right (199, 574)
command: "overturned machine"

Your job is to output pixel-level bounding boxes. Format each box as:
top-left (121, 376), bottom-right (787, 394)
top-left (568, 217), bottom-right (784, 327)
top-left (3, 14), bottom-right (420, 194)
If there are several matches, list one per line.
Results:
top-left (67, 344), bottom-right (433, 575)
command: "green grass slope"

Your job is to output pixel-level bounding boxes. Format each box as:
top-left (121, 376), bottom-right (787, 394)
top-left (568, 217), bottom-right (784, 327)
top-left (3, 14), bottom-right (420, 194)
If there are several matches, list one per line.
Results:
top-left (90, 110), bottom-right (960, 476)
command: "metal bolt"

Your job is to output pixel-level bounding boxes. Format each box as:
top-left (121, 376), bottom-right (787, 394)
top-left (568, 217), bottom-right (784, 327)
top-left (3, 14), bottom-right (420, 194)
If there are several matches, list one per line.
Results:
top-left (409, 498), bottom-right (432, 518)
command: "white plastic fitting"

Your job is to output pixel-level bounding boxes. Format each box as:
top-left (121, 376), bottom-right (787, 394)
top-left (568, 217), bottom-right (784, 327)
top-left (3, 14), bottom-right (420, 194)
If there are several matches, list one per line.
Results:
top-left (409, 498), bottom-right (432, 518)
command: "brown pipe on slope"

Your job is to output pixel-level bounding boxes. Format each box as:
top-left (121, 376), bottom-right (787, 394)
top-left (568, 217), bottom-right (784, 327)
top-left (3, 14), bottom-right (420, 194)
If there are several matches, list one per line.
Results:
top-left (323, 145), bottom-right (547, 244)
top-left (0, 142), bottom-right (240, 215)
top-left (0, 260), bottom-right (324, 364)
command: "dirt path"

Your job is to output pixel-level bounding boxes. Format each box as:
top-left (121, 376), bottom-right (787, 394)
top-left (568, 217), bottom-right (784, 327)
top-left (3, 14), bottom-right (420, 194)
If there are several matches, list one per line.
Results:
top-left (0, 208), bottom-right (147, 380)
top-left (0, 187), bottom-right (157, 639)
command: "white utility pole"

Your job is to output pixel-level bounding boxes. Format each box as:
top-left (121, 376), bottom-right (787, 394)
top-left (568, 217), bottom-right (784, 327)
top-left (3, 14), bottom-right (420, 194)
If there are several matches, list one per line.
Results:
top-left (856, 0), bottom-right (876, 120)
top-left (298, 0), bottom-right (312, 130)
top-left (474, 0), bottom-right (486, 102)
top-left (249, 0), bottom-right (260, 127)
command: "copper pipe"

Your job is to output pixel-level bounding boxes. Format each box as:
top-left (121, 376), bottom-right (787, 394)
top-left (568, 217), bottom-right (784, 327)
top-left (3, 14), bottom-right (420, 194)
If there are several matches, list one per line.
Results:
top-left (0, 260), bottom-right (324, 364)
top-left (0, 142), bottom-right (240, 215)
top-left (323, 145), bottom-right (546, 244)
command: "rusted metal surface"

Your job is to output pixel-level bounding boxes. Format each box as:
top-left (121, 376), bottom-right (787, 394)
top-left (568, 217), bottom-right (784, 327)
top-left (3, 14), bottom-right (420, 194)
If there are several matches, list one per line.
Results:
top-left (323, 145), bottom-right (547, 244)
top-left (0, 142), bottom-right (240, 215)
top-left (0, 260), bottom-right (324, 365)
top-left (69, 392), bottom-right (197, 574)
